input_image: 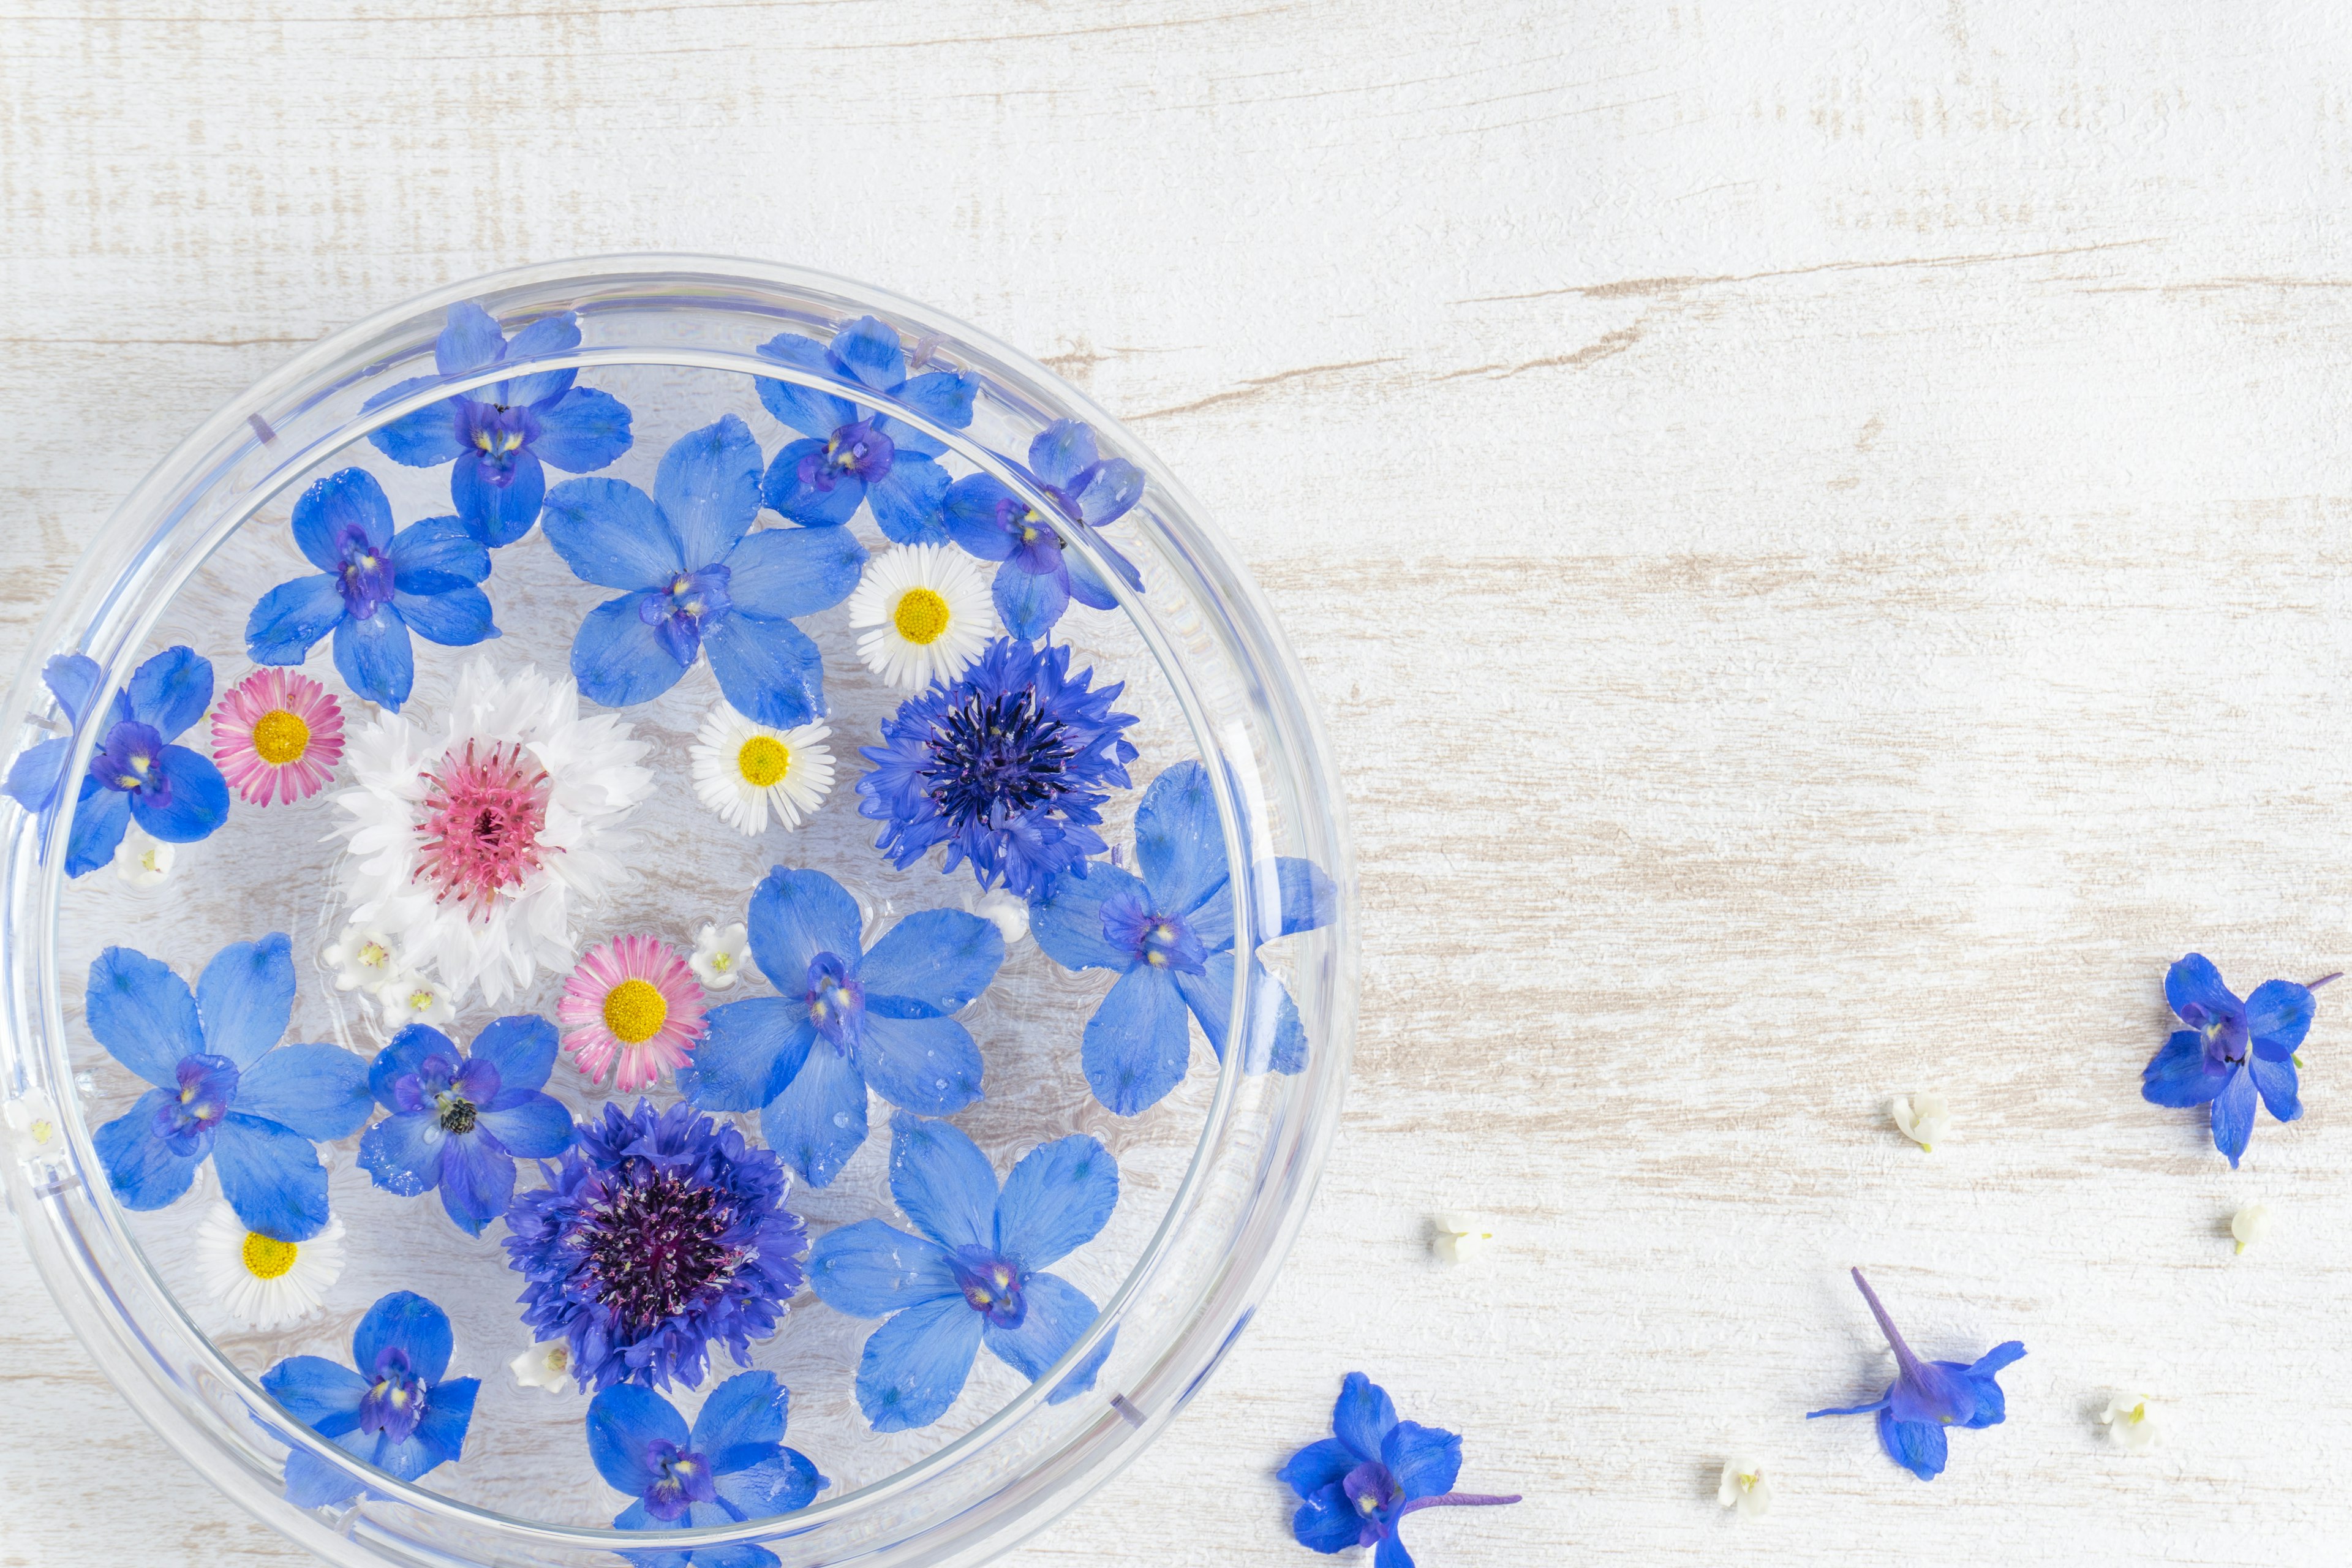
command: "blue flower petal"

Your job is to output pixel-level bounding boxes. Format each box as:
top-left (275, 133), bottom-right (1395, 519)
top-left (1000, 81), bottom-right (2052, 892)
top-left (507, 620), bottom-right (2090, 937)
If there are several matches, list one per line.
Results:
top-left (125, 646), bottom-right (213, 739)
top-left (64, 783), bottom-right (130, 878)
top-left (86, 945), bottom-right (205, 1085)
top-left (723, 526), bottom-right (867, 620)
top-left (854, 1294), bottom-right (984, 1433)
top-left (393, 586), bottom-right (499, 648)
top-left (497, 311), bottom-right (582, 407)
top-left (93, 1091), bottom-right (201, 1208)
top-left (368, 1024), bottom-right (448, 1104)
top-left (1068, 459), bottom-right (1145, 528)
top-left (831, 316), bottom-right (907, 392)
top-left (360, 1109), bottom-right (445, 1196)
top-left (236, 1042), bottom-right (371, 1140)
top-left (758, 1044), bottom-right (868, 1189)
top-left (2245, 978), bottom-right (2316, 1054)
top-left (262, 1355), bottom-right (369, 1433)
top-left (760, 439), bottom-right (867, 528)
top-left (2249, 1052), bottom-right (2302, 1121)
top-left (807, 1218), bottom-right (959, 1317)
top-left (246, 574), bottom-right (348, 665)
top-left (981, 1268), bottom-right (1099, 1384)
top-left (571, 592), bottom-right (688, 709)
top-left (1081, 964), bottom-right (1192, 1115)
top-left (1028, 864), bottom-right (1145, 973)
top-left (886, 1111), bottom-right (1000, 1253)
top-left (854, 1012), bottom-right (984, 1115)
top-left (466, 1014), bottom-right (558, 1093)
top-left (1278, 1438), bottom-right (1357, 1499)
top-left (883, 371), bottom-right (979, 454)
top-left (943, 475), bottom-right (1019, 559)
top-left (1275, 857), bottom-right (1338, 937)
top-left (993, 1134), bottom-right (1117, 1271)
top-left (753, 334), bottom-right (857, 438)
top-left (682, 998), bottom-right (815, 1114)
top-left (864, 456), bottom-right (952, 546)
top-left (531, 385), bottom-right (634, 473)
top-left (1382, 1420), bottom-right (1463, 1501)
top-left (333, 606), bottom-right (416, 711)
top-left (1372, 1534), bottom-right (1415, 1568)
top-left (654, 415), bottom-right (763, 570)
top-left (712, 1447), bottom-right (823, 1518)
top-left (2141, 1029), bottom-right (2228, 1107)
top-left (688, 1370), bottom-right (787, 1468)
top-left (292, 469), bottom-right (394, 570)
top-left (1332, 1371), bottom-right (1398, 1464)
top-left (1291, 1482), bottom-right (1362, 1553)
top-left (435, 303), bottom-right (507, 375)
top-left (1060, 540), bottom-right (1123, 612)
top-left (196, 933), bottom-right (296, 1069)
top-left (1134, 761), bottom-right (1226, 917)
top-left (388, 514), bottom-right (492, 593)
top-left (435, 1131), bottom-right (516, 1234)
top-left (745, 867), bottom-right (864, 986)
top-left (703, 612), bottom-right (826, 730)
top-left (541, 478), bottom-right (684, 589)
top-left (2211, 1061), bottom-right (2258, 1167)
top-left (2, 735), bottom-right (71, 815)
top-left (2166, 953), bottom-right (2241, 1022)
top-left (992, 560), bottom-right (1069, 643)
top-left (43, 653), bottom-right (104, 727)
top-left (1875, 1410), bottom-right (1948, 1480)
top-left (366, 384), bottom-right (466, 467)
top-left (453, 452), bottom-right (547, 548)
top-left (476, 1090), bottom-right (575, 1159)
top-left (1027, 421), bottom-right (1099, 491)
top-left (355, 1290), bottom-right (454, 1385)
top-left (408, 1376), bottom-right (478, 1472)
top-left (1174, 951), bottom-right (1305, 1073)
top-left (281, 1447), bottom-right (367, 1509)
top-left (587, 1382), bottom-right (687, 1493)
top-left (214, 1112), bottom-right (333, 1241)
top-left (858, 910), bottom-right (1005, 1015)
top-left (126, 745), bottom-right (231, 843)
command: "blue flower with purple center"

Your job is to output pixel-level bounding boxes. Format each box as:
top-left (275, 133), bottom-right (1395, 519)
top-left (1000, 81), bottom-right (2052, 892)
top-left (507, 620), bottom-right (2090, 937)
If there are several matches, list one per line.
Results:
top-left (244, 468), bottom-right (499, 712)
top-left (586, 1371), bottom-right (826, 1568)
top-left (1279, 1372), bottom-right (1520, 1566)
top-left (504, 1099), bottom-right (807, 1393)
top-left (1806, 1268), bottom-right (2025, 1481)
top-left (943, 419), bottom-right (1147, 641)
top-left (85, 934), bottom-right (369, 1240)
top-left (754, 315), bottom-right (979, 545)
top-left (365, 301), bottom-right (634, 546)
top-left (1031, 760), bottom-right (1336, 1115)
top-left (541, 415), bottom-right (866, 728)
top-left (358, 1016), bottom-right (576, 1237)
top-left (2141, 952), bottom-right (2332, 1168)
top-left (262, 1291), bottom-right (480, 1508)
top-left (806, 1114), bottom-right (1118, 1432)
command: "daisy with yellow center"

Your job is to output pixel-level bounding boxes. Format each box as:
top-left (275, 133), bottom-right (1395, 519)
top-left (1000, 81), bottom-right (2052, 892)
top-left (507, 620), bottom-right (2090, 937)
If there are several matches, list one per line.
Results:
top-left (846, 544), bottom-right (999, 692)
top-left (198, 1202), bottom-right (345, 1330)
top-left (209, 667), bottom-right (345, 806)
top-left (557, 935), bottom-right (708, 1092)
top-left (690, 706), bottom-right (833, 835)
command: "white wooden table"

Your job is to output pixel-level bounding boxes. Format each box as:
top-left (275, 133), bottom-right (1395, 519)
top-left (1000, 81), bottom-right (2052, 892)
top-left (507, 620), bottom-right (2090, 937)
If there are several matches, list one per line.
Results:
top-left (7, 4), bottom-right (2352, 1562)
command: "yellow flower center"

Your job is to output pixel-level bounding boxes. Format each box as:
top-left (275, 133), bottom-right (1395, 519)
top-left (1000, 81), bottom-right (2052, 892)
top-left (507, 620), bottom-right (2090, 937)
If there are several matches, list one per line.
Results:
top-left (242, 1232), bottom-right (298, 1280)
top-left (603, 978), bottom-right (668, 1044)
top-left (737, 735), bottom-right (791, 789)
top-left (251, 709), bottom-right (311, 766)
top-left (892, 587), bottom-right (952, 646)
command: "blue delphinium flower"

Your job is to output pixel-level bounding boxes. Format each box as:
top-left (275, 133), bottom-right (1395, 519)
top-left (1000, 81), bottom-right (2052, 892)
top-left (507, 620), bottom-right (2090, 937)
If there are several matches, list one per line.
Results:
top-left (1031, 760), bottom-right (1336, 1115)
top-left (366, 301), bottom-right (634, 546)
top-left (806, 1113), bottom-right (1118, 1432)
top-left (856, 636), bottom-right (1139, 898)
top-left (358, 1016), bottom-right (576, 1236)
top-left (1806, 1268), bottom-right (2025, 1482)
top-left (505, 1099), bottom-right (807, 1393)
top-left (754, 316), bottom-right (979, 545)
top-left (261, 1290), bottom-right (480, 1508)
top-left (2142, 952), bottom-right (2332, 1168)
top-left (1279, 1371), bottom-right (1521, 1567)
top-left (86, 934), bottom-right (369, 1240)
top-left (245, 469), bottom-right (498, 712)
top-left (586, 1371), bottom-right (826, 1568)
top-left (541, 415), bottom-right (866, 728)
top-left (943, 419), bottom-right (1147, 641)
top-left (1, 647), bottom-right (231, 877)
top-left (680, 866), bottom-right (1004, 1188)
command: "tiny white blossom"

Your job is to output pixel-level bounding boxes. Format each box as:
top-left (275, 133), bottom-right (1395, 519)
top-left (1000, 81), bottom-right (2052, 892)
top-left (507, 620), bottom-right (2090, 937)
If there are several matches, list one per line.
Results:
top-left (2098, 1393), bottom-right (2161, 1453)
top-left (3, 1088), bottom-right (62, 1155)
top-left (2231, 1202), bottom-right (2274, 1255)
top-left (689, 922), bottom-right (758, 992)
top-left (971, 888), bottom-right (1030, 948)
top-left (111, 821), bottom-right (175, 886)
top-left (377, 971), bottom-right (456, 1028)
top-left (324, 925), bottom-right (404, 993)
top-left (1717, 1455), bottom-right (1772, 1516)
top-left (1890, 1090), bottom-right (1951, 1152)
top-left (510, 1340), bottom-right (576, 1393)
top-left (1431, 1212), bottom-right (1498, 1264)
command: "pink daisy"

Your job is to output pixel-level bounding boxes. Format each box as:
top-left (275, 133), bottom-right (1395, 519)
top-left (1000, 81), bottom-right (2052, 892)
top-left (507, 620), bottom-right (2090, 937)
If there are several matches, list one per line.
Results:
top-left (557, 935), bottom-right (707, 1093)
top-left (210, 668), bottom-right (345, 806)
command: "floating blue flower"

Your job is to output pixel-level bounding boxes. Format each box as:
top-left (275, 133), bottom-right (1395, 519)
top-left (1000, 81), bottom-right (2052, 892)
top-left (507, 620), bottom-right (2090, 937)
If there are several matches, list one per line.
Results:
top-left (245, 469), bottom-right (498, 712)
top-left (943, 420), bottom-right (1146, 640)
top-left (586, 1371), bottom-right (826, 1568)
top-left (754, 317), bottom-right (979, 545)
top-left (262, 1290), bottom-right (480, 1508)
top-left (1, 647), bottom-right (231, 878)
top-left (806, 1113), bottom-right (1118, 1432)
top-left (856, 636), bottom-right (1138, 899)
top-left (1031, 760), bottom-right (1336, 1115)
top-left (1279, 1371), bottom-right (1520, 1566)
top-left (2142, 952), bottom-right (2332, 1168)
top-left (85, 934), bottom-right (369, 1240)
top-left (358, 1016), bottom-right (576, 1237)
top-left (680, 866), bottom-right (1004, 1188)
top-left (366, 302), bottom-right (634, 546)
top-left (1806, 1268), bottom-right (2025, 1482)
top-left (541, 415), bottom-right (866, 728)
top-left (505, 1099), bottom-right (807, 1393)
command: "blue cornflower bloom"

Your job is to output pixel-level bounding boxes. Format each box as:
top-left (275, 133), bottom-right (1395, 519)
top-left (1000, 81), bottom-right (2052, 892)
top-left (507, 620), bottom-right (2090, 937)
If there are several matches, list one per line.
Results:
top-left (806, 1113), bottom-right (1118, 1432)
top-left (1031, 760), bottom-right (1336, 1115)
top-left (85, 934), bottom-right (369, 1240)
top-left (2142, 952), bottom-right (2332, 1168)
top-left (245, 469), bottom-right (498, 712)
top-left (754, 316), bottom-right (979, 545)
top-left (505, 1099), bottom-right (807, 1393)
top-left (1806, 1268), bottom-right (2026, 1482)
top-left (1278, 1372), bottom-right (1521, 1566)
top-left (358, 1016), bottom-right (576, 1237)
top-left (262, 1290), bottom-right (480, 1508)
top-left (541, 415), bottom-right (866, 728)
top-left (856, 636), bottom-right (1139, 899)
top-left (366, 301), bottom-right (634, 546)
top-left (680, 866), bottom-right (1004, 1188)
top-left (586, 1371), bottom-right (826, 1568)
top-left (943, 419), bottom-right (1147, 641)
top-left (1, 647), bottom-right (231, 878)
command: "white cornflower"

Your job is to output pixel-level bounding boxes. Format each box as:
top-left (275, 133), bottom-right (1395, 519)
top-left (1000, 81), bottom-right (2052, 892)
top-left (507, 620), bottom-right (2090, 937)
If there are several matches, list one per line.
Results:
top-left (846, 544), bottom-right (998, 692)
top-left (2231, 1202), bottom-right (2274, 1254)
top-left (1891, 1090), bottom-right (1951, 1152)
top-left (199, 1202), bottom-right (345, 1330)
top-left (112, 821), bottom-right (175, 886)
top-left (323, 924), bottom-right (404, 993)
top-left (377, 971), bottom-right (456, 1029)
top-left (1717, 1455), bottom-right (1772, 1517)
top-left (970, 888), bottom-right (1030, 947)
top-left (2098, 1393), bottom-right (2162, 1454)
top-left (510, 1340), bottom-right (576, 1393)
top-left (1431, 1213), bottom-right (1498, 1264)
top-left (688, 921), bottom-right (758, 992)
top-left (690, 705), bottom-right (832, 835)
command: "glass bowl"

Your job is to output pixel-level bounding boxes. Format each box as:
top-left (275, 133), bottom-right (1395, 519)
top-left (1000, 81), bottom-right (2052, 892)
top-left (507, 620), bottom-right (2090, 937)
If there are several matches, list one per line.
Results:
top-left (0, 255), bottom-right (1354, 1567)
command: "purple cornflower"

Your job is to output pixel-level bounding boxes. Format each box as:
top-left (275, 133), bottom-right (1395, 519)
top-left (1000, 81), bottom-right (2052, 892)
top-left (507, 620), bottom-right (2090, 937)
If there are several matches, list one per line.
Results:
top-left (1806, 1269), bottom-right (2024, 1481)
top-left (1280, 1372), bottom-right (1520, 1566)
top-left (357, 1017), bottom-right (575, 1236)
top-left (587, 1371), bottom-right (826, 1564)
top-left (2142, 953), bottom-right (2333, 1167)
top-left (261, 1291), bottom-right (480, 1508)
top-left (943, 419), bottom-right (1147, 641)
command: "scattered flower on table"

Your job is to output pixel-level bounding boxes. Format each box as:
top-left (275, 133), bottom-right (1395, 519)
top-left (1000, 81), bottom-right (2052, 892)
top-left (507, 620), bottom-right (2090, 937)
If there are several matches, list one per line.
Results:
top-left (199, 1200), bottom-right (345, 1331)
top-left (2142, 954), bottom-right (2335, 1168)
top-left (2231, 1201), bottom-right (2274, 1254)
top-left (358, 1017), bottom-right (576, 1236)
top-left (1031, 759), bottom-right (1336, 1114)
top-left (541, 414), bottom-right (867, 728)
top-left (943, 419), bottom-right (1148, 641)
top-left (1890, 1090), bottom-right (1950, 1152)
top-left (85, 934), bottom-right (371, 1241)
top-left (689, 921), bottom-right (758, 992)
top-left (859, 636), bottom-right (1139, 899)
top-left (2098, 1392), bottom-right (2162, 1453)
top-left (807, 1113), bottom-right (1119, 1431)
top-left (211, 666), bottom-right (345, 806)
top-left (324, 924), bottom-right (404, 994)
top-left (505, 1099), bottom-right (807, 1393)
top-left (690, 706), bottom-right (832, 835)
top-left (1805, 1268), bottom-right (2024, 1482)
top-left (969, 886), bottom-right (1030, 948)
top-left (111, 820), bottom-right (175, 886)
top-left (846, 544), bottom-right (1000, 693)
top-left (262, 1289), bottom-right (480, 1509)
top-left (1430, 1213), bottom-right (1497, 1266)
top-left (511, 1340), bottom-right (576, 1395)
top-left (377, 972), bottom-right (458, 1030)
top-left (560, 936), bottom-right (709, 1093)
top-left (366, 301), bottom-right (635, 547)
top-left (1716, 1455), bottom-right (1771, 1518)
top-left (755, 314), bottom-right (979, 543)
top-left (1279, 1371), bottom-right (1521, 1566)
top-left (245, 469), bottom-right (499, 712)
top-left (681, 867), bottom-right (1005, 1188)
top-left (587, 1371), bottom-right (826, 1556)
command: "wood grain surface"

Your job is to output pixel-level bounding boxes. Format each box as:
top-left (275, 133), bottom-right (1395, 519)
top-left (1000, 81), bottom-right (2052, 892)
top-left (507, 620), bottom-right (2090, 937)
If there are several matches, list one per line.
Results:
top-left (8, 3), bottom-right (2352, 1564)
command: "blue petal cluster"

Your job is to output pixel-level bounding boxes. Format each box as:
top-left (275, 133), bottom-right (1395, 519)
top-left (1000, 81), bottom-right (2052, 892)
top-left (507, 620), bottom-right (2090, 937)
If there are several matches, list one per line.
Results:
top-left (1806, 1268), bottom-right (2025, 1481)
top-left (86, 935), bottom-right (369, 1240)
top-left (1, 647), bottom-right (231, 877)
top-left (262, 1291), bottom-right (480, 1508)
top-left (366, 301), bottom-right (634, 546)
top-left (807, 1113), bottom-right (1118, 1432)
top-left (1280, 1372), bottom-right (1520, 1566)
top-left (358, 1017), bottom-right (576, 1236)
top-left (1031, 760), bottom-right (1336, 1115)
top-left (943, 420), bottom-right (1145, 640)
top-left (587, 1371), bottom-right (826, 1568)
top-left (541, 415), bottom-right (865, 728)
top-left (246, 469), bottom-right (499, 711)
top-left (2142, 952), bottom-right (2327, 1167)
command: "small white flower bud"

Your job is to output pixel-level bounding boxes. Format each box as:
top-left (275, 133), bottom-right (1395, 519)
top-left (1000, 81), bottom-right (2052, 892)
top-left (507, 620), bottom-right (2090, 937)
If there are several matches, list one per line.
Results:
top-left (1431, 1213), bottom-right (1498, 1264)
top-left (2098, 1393), bottom-right (2161, 1453)
top-left (1890, 1091), bottom-right (1951, 1152)
top-left (2231, 1202), bottom-right (2274, 1255)
top-left (1717, 1455), bottom-right (1771, 1516)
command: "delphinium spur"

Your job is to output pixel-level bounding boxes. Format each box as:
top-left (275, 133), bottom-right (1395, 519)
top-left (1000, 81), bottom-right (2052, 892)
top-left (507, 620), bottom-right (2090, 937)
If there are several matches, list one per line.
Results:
top-left (1279, 1372), bottom-right (1520, 1567)
top-left (586, 1371), bottom-right (826, 1564)
top-left (505, 1099), bottom-right (807, 1393)
top-left (943, 419), bottom-right (1148, 640)
top-left (261, 1290), bottom-right (479, 1508)
top-left (1805, 1268), bottom-right (2024, 1481)
top-left (357, 1016), bottom-right (575, 1235)
top-left (2142, 953), bottom-right (2332, 1167)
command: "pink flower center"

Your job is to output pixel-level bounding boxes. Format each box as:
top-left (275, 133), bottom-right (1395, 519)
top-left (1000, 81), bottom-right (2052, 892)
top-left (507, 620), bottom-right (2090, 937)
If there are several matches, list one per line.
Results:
top-left (415, 740), bottom-right (554, 914)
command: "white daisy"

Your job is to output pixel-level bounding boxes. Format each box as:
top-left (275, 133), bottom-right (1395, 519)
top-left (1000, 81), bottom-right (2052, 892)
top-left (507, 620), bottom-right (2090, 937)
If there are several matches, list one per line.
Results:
top-left (322, 924), bottom-right (404, 993)
top-left (689, 921), bottom-right (758, 991)
top-left (510, 1340), bottom-right (577, 1393)
top-left (690, 706), bottom-right (832, 835)
top-left (198, 1202), bottom-right (345, 1330)
top-left (846, 544), bottom-right (998, 692)
top-left (333, 659), bottom-right (653, 1006)
top-left (377, 971), bottom-right (457, 1029)
top-left (112, 821), bottom-right (175, 886)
